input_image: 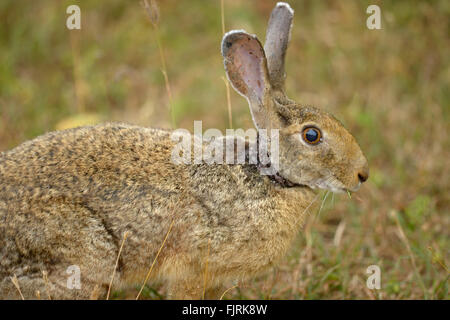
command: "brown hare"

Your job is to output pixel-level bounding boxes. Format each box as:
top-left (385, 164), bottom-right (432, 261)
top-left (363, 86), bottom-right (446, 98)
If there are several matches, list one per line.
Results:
top-left (0, 2), bottom-right (368, 299)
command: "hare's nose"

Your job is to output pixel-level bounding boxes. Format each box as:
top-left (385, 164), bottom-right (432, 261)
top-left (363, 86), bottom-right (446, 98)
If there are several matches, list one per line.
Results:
top-left (357, 167), bottom-right (369, 183)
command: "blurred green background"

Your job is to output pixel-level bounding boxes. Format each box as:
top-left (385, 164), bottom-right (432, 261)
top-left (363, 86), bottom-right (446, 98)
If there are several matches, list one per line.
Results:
top-left (0, 0), bottom-right (448, 299)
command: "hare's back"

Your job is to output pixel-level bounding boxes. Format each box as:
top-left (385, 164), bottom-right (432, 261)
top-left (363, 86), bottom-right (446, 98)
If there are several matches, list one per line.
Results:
top-left (0, 122), bottom-right (186, 215)
top-left (0, 123), bottom-right (188, 266)
top-left (0, 122), bottom-right (174, 183)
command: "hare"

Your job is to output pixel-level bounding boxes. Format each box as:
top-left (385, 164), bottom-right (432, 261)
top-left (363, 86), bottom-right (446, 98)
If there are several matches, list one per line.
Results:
top-left (0, 2), bottom-right (368, 299)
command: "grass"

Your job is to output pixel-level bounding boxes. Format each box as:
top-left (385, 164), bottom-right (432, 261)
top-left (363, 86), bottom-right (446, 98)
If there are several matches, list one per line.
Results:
top-left (0, 0), bottom-right (448, 299)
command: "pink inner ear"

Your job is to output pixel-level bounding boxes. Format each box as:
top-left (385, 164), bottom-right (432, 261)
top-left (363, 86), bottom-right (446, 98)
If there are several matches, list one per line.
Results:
top-left (231, 38), bottom-right (265, 100)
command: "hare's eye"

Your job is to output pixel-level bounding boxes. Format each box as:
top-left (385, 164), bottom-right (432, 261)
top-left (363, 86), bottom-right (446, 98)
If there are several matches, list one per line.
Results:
top-left (302, 127), bottom-right (322, 145)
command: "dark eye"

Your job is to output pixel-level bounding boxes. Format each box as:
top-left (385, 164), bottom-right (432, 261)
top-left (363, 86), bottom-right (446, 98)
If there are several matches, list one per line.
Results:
top-left (302, 127), bottom-right (322, 144)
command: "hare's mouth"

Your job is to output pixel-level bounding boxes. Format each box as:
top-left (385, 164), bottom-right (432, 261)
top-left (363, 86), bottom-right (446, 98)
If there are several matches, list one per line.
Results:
top-left (311, 184), bottom-right (346, 194)
top-left (310, 176), bottom-right (351, 194)
top-left (346, 182), bottom-right (362, 193)
top-left (312, 183), bottom-right (361, 194)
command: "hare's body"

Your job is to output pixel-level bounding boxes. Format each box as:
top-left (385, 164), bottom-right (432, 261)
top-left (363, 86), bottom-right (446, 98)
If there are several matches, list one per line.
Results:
top-left (0, 123), bottom-right (315, 299)
top-left (0, 2), bottom-right (369, 300)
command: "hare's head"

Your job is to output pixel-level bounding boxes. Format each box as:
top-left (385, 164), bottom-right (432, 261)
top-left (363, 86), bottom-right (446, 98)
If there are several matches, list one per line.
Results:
top-left (222, 2), bottom-right (368, 193)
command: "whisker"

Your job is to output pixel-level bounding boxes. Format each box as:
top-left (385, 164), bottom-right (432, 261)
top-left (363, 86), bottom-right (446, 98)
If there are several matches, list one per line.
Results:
top-left (295, 192), bottom-right (321, 227)
top-left (317, 191), bottom-right (330, 220)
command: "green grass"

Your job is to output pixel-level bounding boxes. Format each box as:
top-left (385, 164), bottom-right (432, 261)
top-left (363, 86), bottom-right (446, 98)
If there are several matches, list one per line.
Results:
top-left (0, 0), bottom-right (448, 299)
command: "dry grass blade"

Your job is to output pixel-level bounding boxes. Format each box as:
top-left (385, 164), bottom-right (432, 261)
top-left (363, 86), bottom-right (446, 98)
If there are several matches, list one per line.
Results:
top-left (136, 219), bottom-right (175, 300)
top-left (69, 30), bottom-right (86, 113)
top-left (427, 246), bottom-right (449, 273)
top-left (161, 69), bottom-right (175, 127)
top-left (10, 274), bottom-right (24, 300)
top-left (295, 192), bottom-right (321, 228)
top-left (220, 0), bottom-right (233, 129)
top-left (142, 0), bottom-right (160, 28)
top-left (202, 238), bottom-right (211, 300)
top-left (42, 270), bottom-right (52, 300)
top-left (392, 210), bottom-right (428, 298)
top-left (333, 220), bottom-right (346, 247)
top-left (220, 0), bottom-right (225, 34)
top-left (317, 191), bottom-right (330, 220)
top-left (220, 284), bottom-right (238, 300)
top-left (90, 284), bottom-right (101, 300)
top-left (265, 268), bottom-right (279, 300)
top-left (222, 76), bottom-right (233, 129)
top-left (362, 278), bottom-right (377, 300)
top-left (107, 231), bottom-right (130, 300)
top-left (141, 0), bottom-right (175, 128)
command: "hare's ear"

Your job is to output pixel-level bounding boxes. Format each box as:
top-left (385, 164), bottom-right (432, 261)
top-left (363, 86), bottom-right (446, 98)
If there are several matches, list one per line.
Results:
top-left (222, 31), bottom-right (272, 129)
top-left (264, 2), bottom-right (294, 92)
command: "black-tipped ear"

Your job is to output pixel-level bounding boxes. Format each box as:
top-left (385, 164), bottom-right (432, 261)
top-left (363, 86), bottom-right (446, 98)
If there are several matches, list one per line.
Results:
top-left (221, 30), bottom-right (271, 104)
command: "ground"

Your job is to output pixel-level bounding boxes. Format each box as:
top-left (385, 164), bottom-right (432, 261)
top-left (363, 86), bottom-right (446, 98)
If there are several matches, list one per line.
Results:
top-left (0, 0), bottom-right (448, 299)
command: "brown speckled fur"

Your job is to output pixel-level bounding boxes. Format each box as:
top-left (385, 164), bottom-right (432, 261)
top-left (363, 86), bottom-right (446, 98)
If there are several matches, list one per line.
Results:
top-left (0, 3), bottom-right (368, 299)
top-left (0, 123), bottom-right (315, 299)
